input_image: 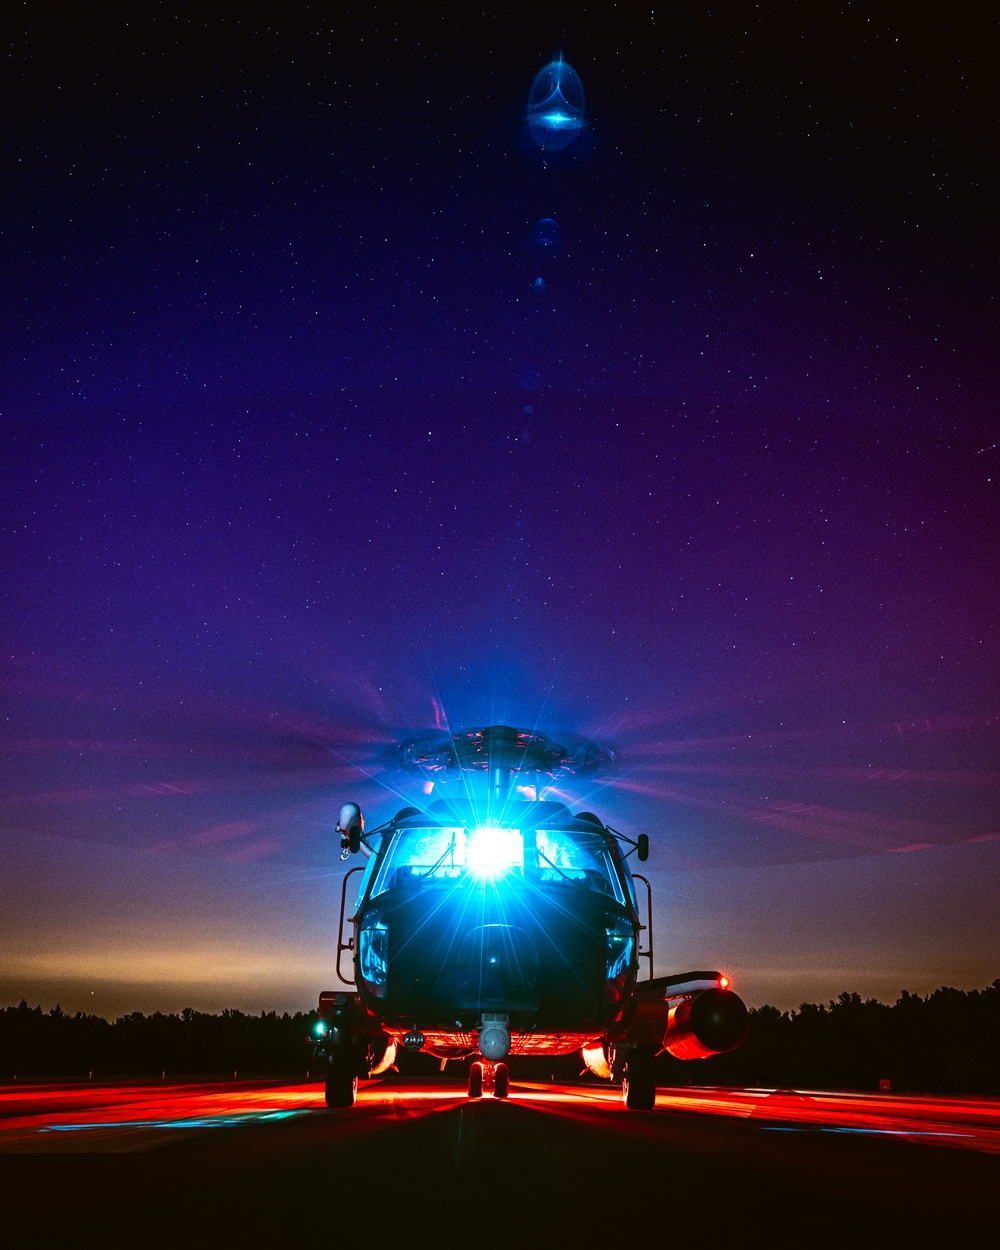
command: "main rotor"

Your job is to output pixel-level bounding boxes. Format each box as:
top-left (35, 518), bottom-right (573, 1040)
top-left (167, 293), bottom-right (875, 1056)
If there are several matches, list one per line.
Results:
top-left (393, 723), bottom-right (616, 801)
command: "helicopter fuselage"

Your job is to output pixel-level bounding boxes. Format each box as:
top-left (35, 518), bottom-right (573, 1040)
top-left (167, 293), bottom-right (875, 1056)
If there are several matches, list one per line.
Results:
top-left (314, 725), bottom-right (749, 1109)
top-left (349, 801), bottom-right (639, 1058)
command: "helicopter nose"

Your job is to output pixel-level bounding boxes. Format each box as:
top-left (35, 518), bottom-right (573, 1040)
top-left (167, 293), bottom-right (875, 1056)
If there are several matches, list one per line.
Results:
top-left (458, 923), bottom-right (539, 1008)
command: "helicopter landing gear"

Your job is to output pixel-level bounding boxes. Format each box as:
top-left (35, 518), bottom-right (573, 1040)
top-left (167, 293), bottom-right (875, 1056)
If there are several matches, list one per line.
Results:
top-left (468, 1059), bottom-right (509, 1099)
top-left (621, 1044), bottom-right (657, 1111)
top-left (324, 1069), bottom-right (359, 1109)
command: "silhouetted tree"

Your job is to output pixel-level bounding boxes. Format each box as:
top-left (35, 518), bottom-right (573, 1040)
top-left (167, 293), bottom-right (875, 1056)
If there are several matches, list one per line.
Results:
top-left (2, 982), bottom-right (998, 1090)
top-left (652, 979), bottom-right (1000, 1093)
top-left (0, 1002), bottom-right (319, 1078)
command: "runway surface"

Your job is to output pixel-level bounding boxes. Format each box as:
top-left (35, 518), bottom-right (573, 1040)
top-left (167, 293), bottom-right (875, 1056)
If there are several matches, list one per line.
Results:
top-left (2, 1078), bottom-right (998, 1245)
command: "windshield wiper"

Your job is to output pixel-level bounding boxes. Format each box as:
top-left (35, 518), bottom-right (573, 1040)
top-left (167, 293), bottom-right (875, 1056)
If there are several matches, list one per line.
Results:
top-left (537, 848), bottom-right (575, 882)
top-left (417, 836), bottom-right (458, 881)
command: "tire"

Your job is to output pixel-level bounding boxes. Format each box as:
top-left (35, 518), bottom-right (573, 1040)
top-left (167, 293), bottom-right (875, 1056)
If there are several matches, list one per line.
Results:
top-left (325, 1070), bottom-right (359, 1108)
top-left (493, 1062), bottom-right (509, 1099)
top-left (468, 1061), bottom-right (484, 1099)
top-left (622, 1046), bottom-right (656, 1111)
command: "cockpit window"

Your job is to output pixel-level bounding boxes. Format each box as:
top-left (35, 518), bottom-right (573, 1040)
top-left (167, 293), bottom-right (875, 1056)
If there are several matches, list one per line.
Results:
top-left (370, 826), bottom-right (470, 896)
top-left (367, 824), bottom-right (626, 904)
top-left (535, 829), bottom-right (627, 903)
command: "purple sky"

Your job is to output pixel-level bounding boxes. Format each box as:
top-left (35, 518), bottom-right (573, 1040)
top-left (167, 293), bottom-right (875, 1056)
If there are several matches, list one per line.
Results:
top-left (2, 5), bottom-right (997, 1016)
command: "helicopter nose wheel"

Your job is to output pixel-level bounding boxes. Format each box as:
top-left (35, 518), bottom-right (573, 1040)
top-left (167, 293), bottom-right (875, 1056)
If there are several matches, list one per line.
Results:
top-left (468, 1059), bottom-right (510, 1099)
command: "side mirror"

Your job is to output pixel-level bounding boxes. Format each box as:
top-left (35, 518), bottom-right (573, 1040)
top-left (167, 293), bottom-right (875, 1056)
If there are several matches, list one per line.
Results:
top-left (337, 802), bottom-right (364, 854)
top-left (637, 834), bottom-right (649, 862)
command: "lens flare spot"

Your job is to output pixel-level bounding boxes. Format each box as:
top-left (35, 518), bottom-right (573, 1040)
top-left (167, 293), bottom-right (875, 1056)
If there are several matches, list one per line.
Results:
top-left (467, 826), bottom-right (522, 879)
top-left (526, 57), bottom-right (587, 151)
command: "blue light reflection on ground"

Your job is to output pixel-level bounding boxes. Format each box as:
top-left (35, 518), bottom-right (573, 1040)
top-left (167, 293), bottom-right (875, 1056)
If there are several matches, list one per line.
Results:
top-left (43, 1110), bottom-right (305, 1132)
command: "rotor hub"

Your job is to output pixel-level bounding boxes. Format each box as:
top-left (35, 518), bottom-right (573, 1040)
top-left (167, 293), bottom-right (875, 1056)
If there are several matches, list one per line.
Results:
top-left (394, 723), bottom-right (616, 783)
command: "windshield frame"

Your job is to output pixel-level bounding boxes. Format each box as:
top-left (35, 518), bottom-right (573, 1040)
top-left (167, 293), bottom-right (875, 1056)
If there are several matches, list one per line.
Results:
top-left (360, 818), bottom-right (633, 908)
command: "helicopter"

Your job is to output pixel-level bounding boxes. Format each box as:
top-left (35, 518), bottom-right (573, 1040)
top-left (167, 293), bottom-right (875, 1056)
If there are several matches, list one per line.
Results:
top-left (313, 724), bottom-right (749, 1109)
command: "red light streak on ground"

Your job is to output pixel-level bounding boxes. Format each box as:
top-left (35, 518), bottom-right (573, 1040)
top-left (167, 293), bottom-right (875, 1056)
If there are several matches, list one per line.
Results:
top-left (0, 1081), bottom-right (313, 1119)
top-left (3, 1080), bottom-right (999, 1155)
top-left (512, 1083), bottom-right (1000, 1153)
top-left (0, 1080), bottom-right (468, 1152)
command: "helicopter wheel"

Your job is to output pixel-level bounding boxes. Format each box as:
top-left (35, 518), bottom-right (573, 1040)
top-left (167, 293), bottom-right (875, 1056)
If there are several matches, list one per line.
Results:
top-left (324, 1069), bottom-right (359, 1109)
top-left (468, 1061), bottom-right (484, 1099)
top-left (621, 1045), bottom-right (656, 1111)
top-left (493, 1062), bottom-right (509, 1099)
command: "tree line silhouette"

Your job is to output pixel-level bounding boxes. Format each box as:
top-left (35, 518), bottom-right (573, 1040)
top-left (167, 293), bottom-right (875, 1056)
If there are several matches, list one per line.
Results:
top-left (675, 981), bottom-right (1000, 1094)
top-left (0, 1005), bottom-right (315, 1081)
top-left (1, 980), bottom-right (997, 1093)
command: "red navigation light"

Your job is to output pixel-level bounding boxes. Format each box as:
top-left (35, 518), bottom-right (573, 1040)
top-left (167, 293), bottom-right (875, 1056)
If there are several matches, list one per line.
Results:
top-left (719, 976), bottom-right (730, 989)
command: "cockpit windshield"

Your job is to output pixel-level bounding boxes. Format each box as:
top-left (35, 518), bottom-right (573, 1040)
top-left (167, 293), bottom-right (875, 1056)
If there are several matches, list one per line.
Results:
top-left (368, 824), bottom-right (627, 904)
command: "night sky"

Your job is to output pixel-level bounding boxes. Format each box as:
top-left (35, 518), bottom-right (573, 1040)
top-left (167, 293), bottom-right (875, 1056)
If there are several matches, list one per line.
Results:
top-left (2, 4), bottom-right (997, 1018)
